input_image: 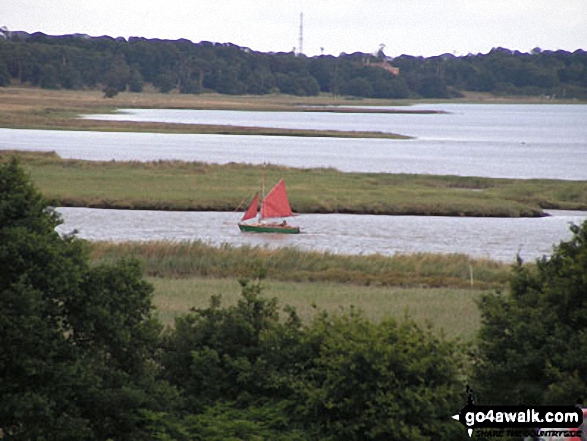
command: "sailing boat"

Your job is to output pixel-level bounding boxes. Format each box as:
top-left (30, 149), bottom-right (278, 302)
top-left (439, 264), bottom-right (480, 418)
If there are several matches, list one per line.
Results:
top-left (238, 178), bottom-right (301, 234)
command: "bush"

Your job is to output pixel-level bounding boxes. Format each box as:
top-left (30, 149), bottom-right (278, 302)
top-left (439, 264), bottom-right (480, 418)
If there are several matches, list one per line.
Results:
top-left (473, 221), bottom-right (587, 405)
top-left (160, 275), bottom-right (467, 440)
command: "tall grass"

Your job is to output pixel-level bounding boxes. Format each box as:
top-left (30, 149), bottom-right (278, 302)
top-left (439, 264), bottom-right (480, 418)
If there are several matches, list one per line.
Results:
top-left (6, 151), bottom-right (587, 217)
top-left (90, 240), bottom-right (510, 290)
top-left (148, 276), bottom-right (487, 340)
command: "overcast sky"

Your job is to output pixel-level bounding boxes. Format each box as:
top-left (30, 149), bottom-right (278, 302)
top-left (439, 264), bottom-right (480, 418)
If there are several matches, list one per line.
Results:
top-left (1, 0), bottom-right (585, 57)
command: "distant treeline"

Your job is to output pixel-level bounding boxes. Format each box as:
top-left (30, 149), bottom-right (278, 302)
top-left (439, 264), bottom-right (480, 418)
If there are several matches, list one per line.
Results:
top-left (1, 31), bottom-right (586, 99)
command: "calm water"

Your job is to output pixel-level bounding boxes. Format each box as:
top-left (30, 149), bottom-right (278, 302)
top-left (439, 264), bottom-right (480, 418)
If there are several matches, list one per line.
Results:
top-left (6, 104), bottom-right (587, 260)
top-left (86, 103), bottom-right (587, 142)
top-left (55, 207), bottom-right (587, 263)
top-left (2, 104), bottom-right (586, 179)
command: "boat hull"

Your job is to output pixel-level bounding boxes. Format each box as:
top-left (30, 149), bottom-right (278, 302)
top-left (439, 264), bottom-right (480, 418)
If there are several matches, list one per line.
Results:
top-left (238, 223), bottom-right (300, 234)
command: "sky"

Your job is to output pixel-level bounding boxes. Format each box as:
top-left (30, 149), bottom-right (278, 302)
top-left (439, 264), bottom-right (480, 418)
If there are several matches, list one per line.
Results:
top-left (1, 0), bottom-right (586, 57)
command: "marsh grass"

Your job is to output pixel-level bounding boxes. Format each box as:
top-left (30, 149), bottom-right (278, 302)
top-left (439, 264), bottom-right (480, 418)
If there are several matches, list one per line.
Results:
top-left (148, 276), bottom-right (487, 340)
top-left (2, 87), bottom-right (575, 137)
top-left (0, 87), bottom-right (414, 138)
top-left (5, 151), bottom-right (587, 217)
top-left (90, 240), bottom-right (510, 290)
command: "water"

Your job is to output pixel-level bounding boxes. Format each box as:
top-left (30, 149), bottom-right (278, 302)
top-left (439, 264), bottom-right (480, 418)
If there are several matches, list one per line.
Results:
top-left (5, 104), bottom-right (587, 260)
top-left (55, 207), bottom-right (587, 263)
top-left (85, 104), bottom-right (587, 143)
top-left (2, 104), bottom-right (586, 179)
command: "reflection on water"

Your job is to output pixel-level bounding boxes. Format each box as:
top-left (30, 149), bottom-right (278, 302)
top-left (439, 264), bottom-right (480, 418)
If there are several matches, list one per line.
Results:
top-left (55, 207), bottom-right (587, 263)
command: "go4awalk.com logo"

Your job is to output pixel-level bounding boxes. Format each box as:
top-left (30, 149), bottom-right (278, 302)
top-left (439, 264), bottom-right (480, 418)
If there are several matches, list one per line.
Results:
top-left (452, 403), bottom-right (584, 438)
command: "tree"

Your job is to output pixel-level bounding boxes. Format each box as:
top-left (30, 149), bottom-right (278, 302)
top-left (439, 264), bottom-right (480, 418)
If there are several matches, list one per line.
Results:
top-left (0, 60), bottom-right (11, 86)
top-left (60, 64), bottom-right (83, 90)
top-left (160, 276), bottom-right (301, 412)
top-left (245, 69), bottom-right (275, 94)
top-left (216, 66), bottom-right (246, 95)
top-left (39, 63), bottom-right (59, 89)
top-left (0, 158), bottom-right (177, 440)
top-left (154, 69), bottom-right (176, 93)
top-left (102, 85), bottom-right (119, 98)
top-left (341, 77), bottom-right (373, 97)
top-left (2, 34), bottom-right (587, 98)
top-left (160, 274), bottom-right (467, 440)
top-left (296, 311), bottom-right (467, 440)
top-left (128, 66), bottom-right (144, 92)
top-left (103, 54), bottom-right (130, 91)
top-left (473, 221), bottom-right (587, 406)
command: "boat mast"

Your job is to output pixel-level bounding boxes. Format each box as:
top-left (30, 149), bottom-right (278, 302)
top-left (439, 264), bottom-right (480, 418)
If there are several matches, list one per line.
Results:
top-left (262, 163), bottom-right (266, 199)
top-left (260, 163), bottom-right (266, 221)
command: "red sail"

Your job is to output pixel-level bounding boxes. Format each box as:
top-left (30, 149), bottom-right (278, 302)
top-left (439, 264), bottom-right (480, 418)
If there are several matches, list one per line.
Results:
top-left (260, 179), bottom-right (294, 219)
top-left (241, 192), bottom-right (259, 221)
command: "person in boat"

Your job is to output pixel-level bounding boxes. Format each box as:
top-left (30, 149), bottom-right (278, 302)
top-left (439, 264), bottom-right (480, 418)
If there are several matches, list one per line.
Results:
top-left (280, 220), bottom-right (287, 226)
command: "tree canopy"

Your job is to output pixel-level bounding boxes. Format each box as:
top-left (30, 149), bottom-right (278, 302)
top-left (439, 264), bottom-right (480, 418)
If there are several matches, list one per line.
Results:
top-left (0, 158), bottom-right (179, 440)
top-left (473, 220), bottom-right (587, 406)
top-left (1, 31), bottom-right (586, 98)
top-left (159, 278), bottom-right (468, 440)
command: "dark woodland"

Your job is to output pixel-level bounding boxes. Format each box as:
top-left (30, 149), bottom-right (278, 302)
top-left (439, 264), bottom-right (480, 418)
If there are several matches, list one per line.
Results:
top-left (1, 31), bottom-right (586, 99)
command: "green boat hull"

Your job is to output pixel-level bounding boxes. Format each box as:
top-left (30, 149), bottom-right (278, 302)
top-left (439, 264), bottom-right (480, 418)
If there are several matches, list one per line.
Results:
top-left (238, 223), bottom-right (300, 234)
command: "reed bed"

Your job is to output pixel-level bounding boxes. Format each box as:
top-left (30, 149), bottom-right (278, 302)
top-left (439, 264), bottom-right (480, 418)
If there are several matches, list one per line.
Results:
top-left (90, 240), bottom-right (510, 290)
top-left (6, 151), bottom-right (587, 217)
top-left (148, 276), bottom-right (487, 340)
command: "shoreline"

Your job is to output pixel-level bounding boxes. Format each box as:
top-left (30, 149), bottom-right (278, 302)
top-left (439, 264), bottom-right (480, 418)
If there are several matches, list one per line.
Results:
top-left (4, 151), bottom-right (586, 219)
top-left (2, 87), bottom-right (583, 138)
top-left (53, 200), bottom-right (548, 218)
top-left (1, 89), bottom-right (586, 220)
top-left (49, 118), bottom-right (413, 139)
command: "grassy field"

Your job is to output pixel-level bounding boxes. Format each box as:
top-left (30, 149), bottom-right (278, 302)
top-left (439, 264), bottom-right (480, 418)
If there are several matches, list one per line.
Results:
top-left (90, 238), bottom-right (505, 339)
top-left (89, 240), bottom-right (503, 339)
top-left (148, 276), bottom-right (487, 340)
top-left (90, 240), bottom-right (511, 290)
top-left (4, 150), bottom-right (587, 217)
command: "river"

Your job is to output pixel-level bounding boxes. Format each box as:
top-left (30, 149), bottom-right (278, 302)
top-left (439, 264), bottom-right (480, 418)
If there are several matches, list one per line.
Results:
top-left (55, 207), bottom-right (587, 263)
top-left (3, 103), bottom-right (586, 260)
top-left (1, 103), bottom-right (586, 179)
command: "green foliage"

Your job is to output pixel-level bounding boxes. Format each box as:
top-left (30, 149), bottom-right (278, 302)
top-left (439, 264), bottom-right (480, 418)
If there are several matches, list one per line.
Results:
top-left (2, 33), bottom-right (585, 98)
top-left (183, 402), bottom-right (310, 440)
top-left (473, 221), bottom-right (587, 405)
top-left (91, 239), bottom-right (509, 290)
top-left (0, 158), bottom-right (178, 439)
top-left (128, 66), bottom-right (144, 92)
top-left (0, 156), bottom-right (60, 234)
top-left (160, 272), bottom-right (467, 440)
top-left (102, 85), bottom-right (119, 98)
top-left (0, 59), bottom-right (10, 86)
top-left (17, 151), bottom-right (586, 219)
top-left (154, 70), bottom-right (176, 93)
top-left (341, 77), bottom-right (374, 97)
top-left (160, 276), bottom-right (300, 411)
top-left (295, 311), bottom-right (467, 440)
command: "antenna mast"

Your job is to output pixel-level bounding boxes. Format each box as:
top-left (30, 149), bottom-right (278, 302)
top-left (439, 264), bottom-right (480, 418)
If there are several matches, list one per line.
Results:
top-left (298, 12), bottom-right (303, 56)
